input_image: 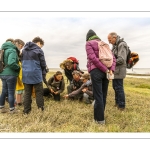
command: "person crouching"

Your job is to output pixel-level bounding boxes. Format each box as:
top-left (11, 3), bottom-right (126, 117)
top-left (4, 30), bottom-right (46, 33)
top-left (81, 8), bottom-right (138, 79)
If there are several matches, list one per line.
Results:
top-left (64, 73), bottom-right (93, 104)
top-left (43, 71), bottom-right (65, 101)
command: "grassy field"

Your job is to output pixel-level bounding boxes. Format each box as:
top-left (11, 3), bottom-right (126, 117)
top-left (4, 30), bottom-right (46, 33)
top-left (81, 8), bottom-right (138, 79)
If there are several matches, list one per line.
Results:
top-left (0, 71), bottom-right (150, 132)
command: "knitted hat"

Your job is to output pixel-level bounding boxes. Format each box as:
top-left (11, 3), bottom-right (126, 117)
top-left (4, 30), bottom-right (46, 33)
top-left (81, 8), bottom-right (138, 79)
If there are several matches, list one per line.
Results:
top-left (86, 29), bottom-right (96, 41)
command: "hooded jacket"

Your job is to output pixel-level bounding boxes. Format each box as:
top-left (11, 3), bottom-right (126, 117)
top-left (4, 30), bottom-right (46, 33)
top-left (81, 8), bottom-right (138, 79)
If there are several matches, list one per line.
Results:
top-left (21, 42), bottom-right (47, 84)
top-left (0, 41), bottom-right (20, 76)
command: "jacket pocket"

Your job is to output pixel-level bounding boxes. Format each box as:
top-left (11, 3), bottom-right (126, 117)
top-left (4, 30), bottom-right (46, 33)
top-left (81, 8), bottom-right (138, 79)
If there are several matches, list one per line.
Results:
top-left (114, 68), bottom-right (120, 75)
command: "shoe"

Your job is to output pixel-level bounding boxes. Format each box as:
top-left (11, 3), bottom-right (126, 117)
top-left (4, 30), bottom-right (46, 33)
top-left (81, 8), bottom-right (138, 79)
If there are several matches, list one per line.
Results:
top-left (9, 109), bottom-right (20, 114)
top-left (95, 120), bottom-right (105, 125)
top-left (0, 107), bottom-right (8, 113)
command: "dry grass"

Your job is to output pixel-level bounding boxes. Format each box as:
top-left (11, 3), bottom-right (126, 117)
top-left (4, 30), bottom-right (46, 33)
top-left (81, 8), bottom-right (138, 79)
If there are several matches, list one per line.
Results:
top-left (0, 71), bottom-right (150, 132)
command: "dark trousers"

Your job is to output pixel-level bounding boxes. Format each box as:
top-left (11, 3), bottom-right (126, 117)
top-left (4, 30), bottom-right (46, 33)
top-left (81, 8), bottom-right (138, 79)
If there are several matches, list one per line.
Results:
top-left (90, 68), bottom-right (109, 121)
top-left (112, 79), bottom-right (125, 108)
top-left (23, 82), bottom-right (44, 114)
top-left (43, 88), bottom-right (60, 101)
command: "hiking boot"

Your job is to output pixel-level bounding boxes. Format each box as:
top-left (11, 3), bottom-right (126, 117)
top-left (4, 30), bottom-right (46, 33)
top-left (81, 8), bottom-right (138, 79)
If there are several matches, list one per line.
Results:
top-left (0, 107), bottom-right (8, 113)
top-left (94, 120), bottom-right (105, 125)
top-left (9, 109), bottom-right (20, 114)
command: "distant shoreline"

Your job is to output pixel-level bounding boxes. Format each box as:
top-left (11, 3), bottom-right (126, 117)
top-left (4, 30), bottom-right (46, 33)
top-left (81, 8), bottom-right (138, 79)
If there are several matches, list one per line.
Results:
top-left (126, 73), bottom-right (150, 76)
top-left (48, 69), bottom-right (150, 78)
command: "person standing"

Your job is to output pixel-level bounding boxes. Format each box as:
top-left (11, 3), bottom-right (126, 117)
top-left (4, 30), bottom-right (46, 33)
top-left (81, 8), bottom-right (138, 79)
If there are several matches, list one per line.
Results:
top-left (21, 36), bottom-right (47, 114)
top-left (108, 32), bottom-right (128, 111)
top-left (14, 39), bottom-right (25, 106)
top-left (85, 29), bottom-right (116, 124)
top-left (0, 39), bottom-right (20, 113)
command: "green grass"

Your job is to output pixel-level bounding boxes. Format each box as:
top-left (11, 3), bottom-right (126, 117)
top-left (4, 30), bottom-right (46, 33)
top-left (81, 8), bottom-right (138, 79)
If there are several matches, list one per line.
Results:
top-left (0, 72), bottom-right (150, 132)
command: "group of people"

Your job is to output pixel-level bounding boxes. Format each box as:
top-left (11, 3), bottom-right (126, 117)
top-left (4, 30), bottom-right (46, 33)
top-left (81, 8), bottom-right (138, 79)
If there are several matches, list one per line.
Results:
top-left (0, 29), bottom-right (129, 125)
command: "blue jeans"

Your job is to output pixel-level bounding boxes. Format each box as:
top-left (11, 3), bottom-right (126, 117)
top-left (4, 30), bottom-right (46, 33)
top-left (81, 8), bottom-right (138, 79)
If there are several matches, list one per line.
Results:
top-left (0, 75), bottom-right (17, 109)
top-left (90, 68), bottom-right (109, 121)
top-left (112, 79), bottom-right (125, 108)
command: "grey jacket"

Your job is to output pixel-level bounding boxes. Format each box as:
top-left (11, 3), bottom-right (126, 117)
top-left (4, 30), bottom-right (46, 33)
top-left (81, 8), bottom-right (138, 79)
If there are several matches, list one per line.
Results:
top-left (112, 36), bottom-right (129, 79)
top-left (47, 75), bottom-right (65, 94)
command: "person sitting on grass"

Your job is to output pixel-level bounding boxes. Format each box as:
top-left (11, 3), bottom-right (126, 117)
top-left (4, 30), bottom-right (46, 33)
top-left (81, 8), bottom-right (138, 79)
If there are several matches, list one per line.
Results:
top-left (43, 71), bottom-right (65, 101)
top-left (66, 70), bottom-right (83, 101)
top-left (64, 73), bottom-right (93, 104)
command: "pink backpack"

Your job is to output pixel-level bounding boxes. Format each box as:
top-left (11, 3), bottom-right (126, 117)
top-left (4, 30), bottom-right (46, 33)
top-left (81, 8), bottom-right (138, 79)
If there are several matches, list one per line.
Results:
top-left (97, 41), bottom-right (113, 68)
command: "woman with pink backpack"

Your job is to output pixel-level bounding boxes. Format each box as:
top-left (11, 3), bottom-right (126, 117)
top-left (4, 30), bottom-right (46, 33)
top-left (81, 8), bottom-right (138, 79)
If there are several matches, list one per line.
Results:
top-left (85, 29), bottom-right (116, 125)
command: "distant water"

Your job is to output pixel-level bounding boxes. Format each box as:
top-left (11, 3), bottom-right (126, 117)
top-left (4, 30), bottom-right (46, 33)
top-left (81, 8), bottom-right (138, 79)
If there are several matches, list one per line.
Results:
top-left (50, 68), bottom-right (150, 75)
top-left (126, 68), bottom-right (150, 75)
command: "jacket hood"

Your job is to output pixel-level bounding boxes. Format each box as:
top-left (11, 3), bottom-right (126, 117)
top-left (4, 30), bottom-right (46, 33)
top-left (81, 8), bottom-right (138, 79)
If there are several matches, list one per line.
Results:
top-left (116, 36), bottom-right (124, 45)
top-left (1, 41), bottom-right (17, 50)
top-left (23, 41), bottom-right (40, 51)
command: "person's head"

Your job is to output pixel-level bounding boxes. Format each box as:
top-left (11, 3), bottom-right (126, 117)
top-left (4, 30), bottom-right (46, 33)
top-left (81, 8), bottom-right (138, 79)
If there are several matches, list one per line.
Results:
top-left (64, 61), bottom-right (73, 70)
top-left (60, 59), bottom-right (73, 70)
top-left (108, 32), bottom-right (118, 45)
top-left (32, 36), bottom-right (44, 48)
top-left (80, 73), bottom-right (90, 83)
top-left (14, 39), bottom-right (25, 50)
top-left (6, 38), bottom-right (14, 44)
top-left (55, 71), bottom-right (63, 81)
top-left (72, 70), bottom-right (81, 80)
top-left (86, 29), bottom-right (96, 41)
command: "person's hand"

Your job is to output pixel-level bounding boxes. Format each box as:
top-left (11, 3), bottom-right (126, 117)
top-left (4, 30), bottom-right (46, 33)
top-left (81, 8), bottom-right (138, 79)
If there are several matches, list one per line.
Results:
top-left (105, 69), bottom-right (109, 73)
top-left (54, 91), bottom-right (58, 95)
top-left (82, 88), bottom-right (87, 93)
top-left (50, 88), bottom-right (54, 93)
top-left (63, 94), bottom-right (69, 98)
top-left (109, 70), bottom-right (113, 75)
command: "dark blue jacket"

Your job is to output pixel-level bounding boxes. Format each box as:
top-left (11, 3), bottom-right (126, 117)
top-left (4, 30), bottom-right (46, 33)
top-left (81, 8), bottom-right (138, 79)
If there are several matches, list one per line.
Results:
top-left (21, 42), bottom-right (47, 84)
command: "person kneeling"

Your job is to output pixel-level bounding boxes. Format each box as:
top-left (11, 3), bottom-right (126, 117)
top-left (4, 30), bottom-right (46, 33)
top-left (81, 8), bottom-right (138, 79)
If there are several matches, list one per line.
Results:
top-left (43, 71), bottom-right (65, 101)
top-left (64, 73), bottom-right (93, 104)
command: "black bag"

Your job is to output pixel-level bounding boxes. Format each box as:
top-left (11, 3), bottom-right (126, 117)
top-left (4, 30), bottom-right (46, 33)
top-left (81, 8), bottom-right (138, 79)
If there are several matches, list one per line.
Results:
top-left (0, 50), bottom-right (6, 73)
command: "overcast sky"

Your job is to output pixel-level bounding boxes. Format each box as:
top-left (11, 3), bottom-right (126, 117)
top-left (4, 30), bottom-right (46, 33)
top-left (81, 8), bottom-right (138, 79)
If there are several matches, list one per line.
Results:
top-left (0, 12), bottom-right (150, 69)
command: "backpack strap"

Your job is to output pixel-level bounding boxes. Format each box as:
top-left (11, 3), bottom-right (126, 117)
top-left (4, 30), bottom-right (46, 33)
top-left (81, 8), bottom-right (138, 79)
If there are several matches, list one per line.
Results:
top-left (73, 63), bottom-right (77, 70)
